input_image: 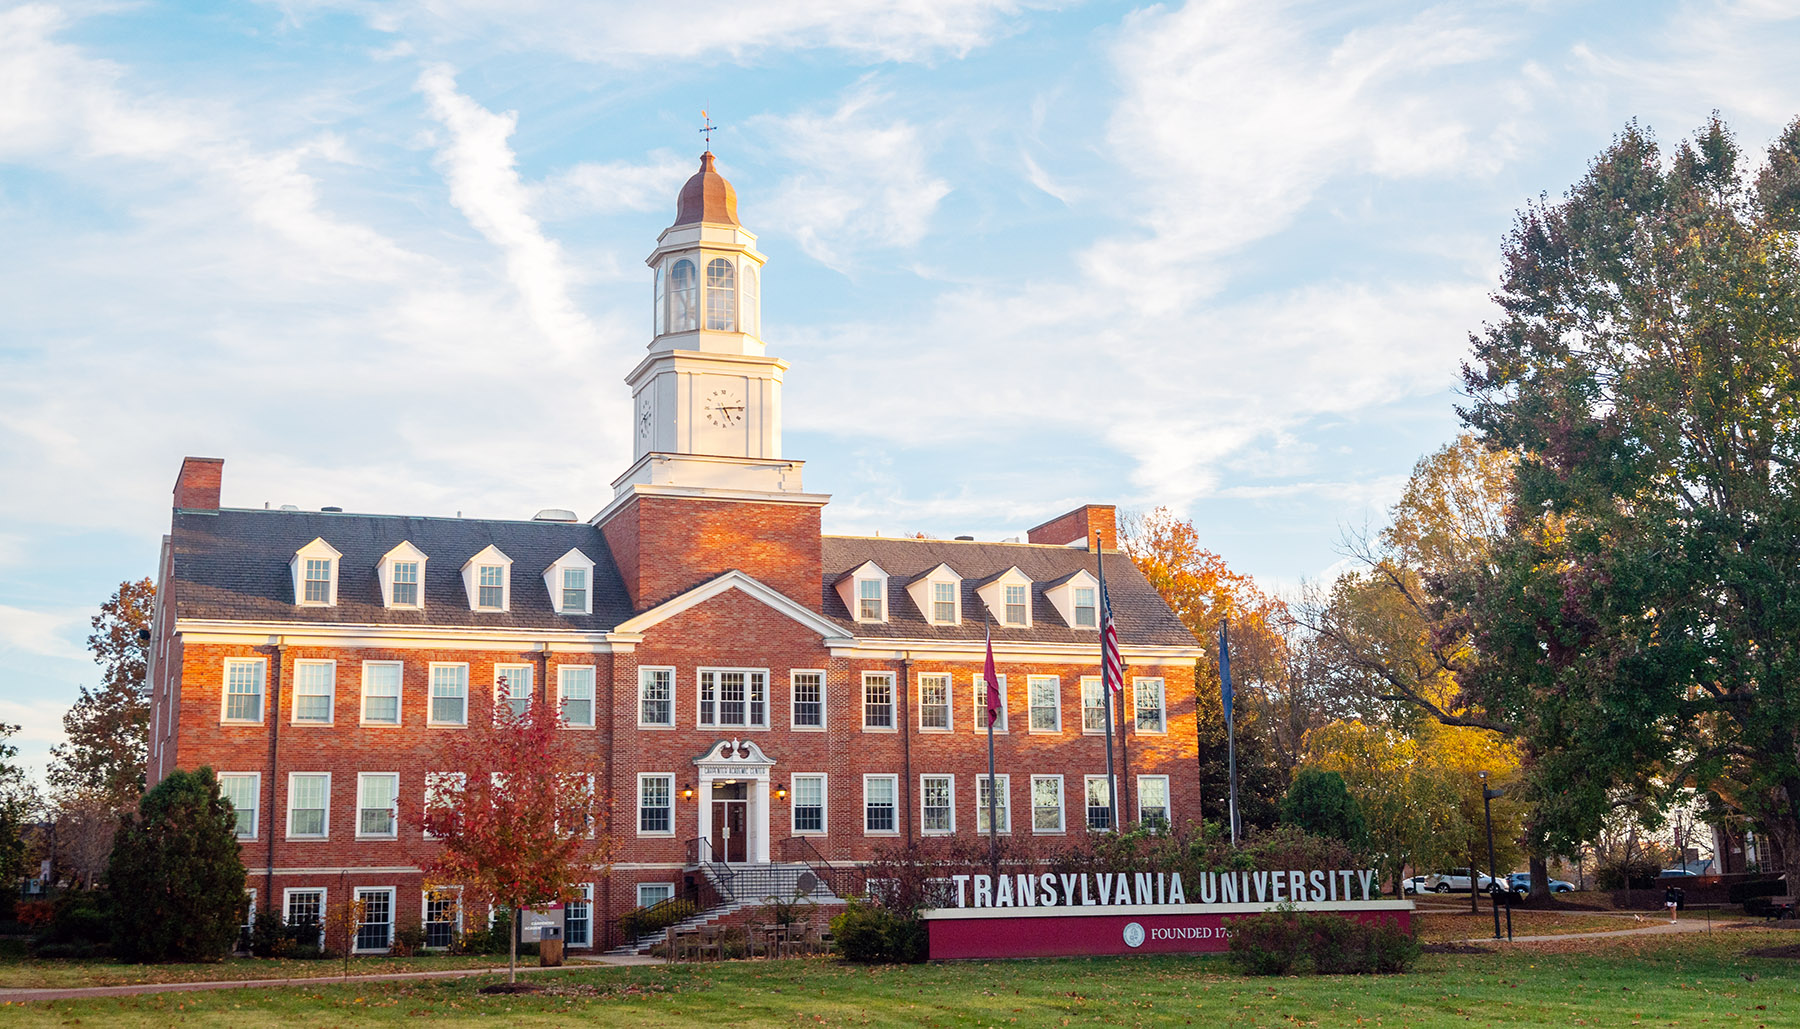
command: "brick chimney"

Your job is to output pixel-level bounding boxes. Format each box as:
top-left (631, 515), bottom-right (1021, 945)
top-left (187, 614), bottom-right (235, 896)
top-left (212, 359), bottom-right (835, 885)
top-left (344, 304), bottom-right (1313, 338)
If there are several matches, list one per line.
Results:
top-left (1027, 504), bottom-right (1117, 551)
top-left (173, 457), bottom-right (224, 511)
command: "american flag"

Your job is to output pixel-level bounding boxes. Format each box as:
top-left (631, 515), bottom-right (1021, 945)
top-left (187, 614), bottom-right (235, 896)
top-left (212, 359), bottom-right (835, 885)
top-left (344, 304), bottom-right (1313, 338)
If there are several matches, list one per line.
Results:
top-left (1100, 571), bottom-right (1123, 693)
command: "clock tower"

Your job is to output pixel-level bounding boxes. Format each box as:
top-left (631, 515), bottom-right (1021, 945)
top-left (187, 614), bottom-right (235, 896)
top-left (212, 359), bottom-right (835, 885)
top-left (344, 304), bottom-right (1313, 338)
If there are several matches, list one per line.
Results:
top-left (597, 150), bottom-right (829, 611)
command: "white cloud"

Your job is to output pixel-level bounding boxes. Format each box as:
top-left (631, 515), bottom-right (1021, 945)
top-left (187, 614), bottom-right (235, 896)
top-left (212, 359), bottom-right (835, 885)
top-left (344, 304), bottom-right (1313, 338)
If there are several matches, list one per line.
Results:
top-left (755, 86), bottom-right (951, 269)
top-left (534, 151), bottom-right (695, 220)
top-left (0, 604), bottom-right (88, 663)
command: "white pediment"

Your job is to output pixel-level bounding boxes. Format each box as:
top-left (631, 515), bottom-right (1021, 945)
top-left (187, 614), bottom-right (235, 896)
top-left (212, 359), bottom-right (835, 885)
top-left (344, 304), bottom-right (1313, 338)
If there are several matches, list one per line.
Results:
top-left (694, 738), bottom-right (775, 777)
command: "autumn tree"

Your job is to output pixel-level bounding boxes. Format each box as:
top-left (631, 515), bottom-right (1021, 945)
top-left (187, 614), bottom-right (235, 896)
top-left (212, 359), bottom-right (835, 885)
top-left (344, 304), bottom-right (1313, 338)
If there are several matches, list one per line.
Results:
top-left (0, 724), bottom-right (36, 905)
top-left (50, 578), bottom-right (155, 809)
top-left (1455, 116), bottom-right (1800, 901)
top-left (406, 704), bottom-right (607, 983)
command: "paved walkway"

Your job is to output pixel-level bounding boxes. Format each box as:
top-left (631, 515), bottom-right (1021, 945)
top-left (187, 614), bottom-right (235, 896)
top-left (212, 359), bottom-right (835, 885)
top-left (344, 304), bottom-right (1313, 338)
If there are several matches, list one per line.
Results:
top-left (1454, 917), bottom-right (1720, 945)
top-left (0, 954), bottom-right (659, 1004)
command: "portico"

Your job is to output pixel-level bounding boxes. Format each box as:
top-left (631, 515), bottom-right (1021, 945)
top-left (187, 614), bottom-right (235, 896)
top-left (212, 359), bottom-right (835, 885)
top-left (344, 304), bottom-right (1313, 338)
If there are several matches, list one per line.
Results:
top-left (693, 739), bottom-right (775, 865)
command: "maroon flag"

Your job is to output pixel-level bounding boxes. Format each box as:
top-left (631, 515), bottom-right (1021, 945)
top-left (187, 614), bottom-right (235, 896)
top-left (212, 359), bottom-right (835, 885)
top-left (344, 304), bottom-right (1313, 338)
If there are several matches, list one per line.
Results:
top-left (984, 618), bottom-right (1001, 727)
top-left (1101, 570), bottom-right (1124, 693)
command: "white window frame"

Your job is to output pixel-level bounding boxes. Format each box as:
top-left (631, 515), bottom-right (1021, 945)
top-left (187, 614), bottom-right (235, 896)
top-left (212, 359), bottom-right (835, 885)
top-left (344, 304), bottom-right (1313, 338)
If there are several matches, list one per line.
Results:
top-left (360, 660), bottom-right (404, 726)
top-left (1084, 774), bottom-right (1119, 833)
top-left (356, 772), bottom-right (399, 839)
top-left (389, 560), bottom-right (422, 608)
top-left (1138, 774), bottom-right (1172, 826)
top-left (975, 773), bottom-right (1011, 835)
top-left (932, 580), bottom-right (958, 625)
top-left (790, 773), bottom-right (827, 836)
top-left (789, 669), bottom-right (826, 731)
top-left (1030, 774), bottom-right (1065, 834)
top-left (219, 771), bottom-right (261, 840)
top-left (861, 672), bottom-right (895, 731)
top-left (290, 659), bottom-right (337, 725)
top-left (303, 560), bottom-right (332, 603)
top-left (220, 657), bottom-right (267, 725)
top-left (422, 772), bottom-right (465, 840)
top-left (558, 665), bottom-right (596, 729)
top-left (463, 545), bottom-right (513, 612)
top-left (637, 773), bottom-right (675, 837)
top-left (1073, 586), bottom-right (1098, 628)
top-left (904, 564), bottom-right (961, 626)
top-left (423, 888), bottom-right (462, 950)
top-left (543, 547), bottom-right (596, 616)
top-left (920, 774), bottom-right (955, 835)
top-left (1080, 676), bottom-right (1108, 735)
top-left (378, 540), bottom-right (428, 610)
top-left (566, 883), bottom-right (595, 947)
top-left (638, 666), bottom-right (675, 728)
top-left (636, 882), bottom-right (675, 909)
top-left (494, 664), bottom-right (534, 723)
top-left (352, 886), bottom-right (395, 953)
top-left (863, 774), bottom-right (899, 835)
top-left (971, 674), bottom-right (1007, 733)
top-left (835, 561), bottom-right (890, 623)
top-left (1133, 677), bottom-right (1167, 735)
top-left (857, 578), bottom-right (885, 622)
top-left (286, 771), bottom-right (331, 839)
top-left (917, 673), bottom-right (953, 732)
top-left (291, 537), bottom-right (341, 607)
top-left (1027, 675), bottom-right (1062, 733)
top-left (283, 887), bottom-right (326, 943)
top-left (695, 666), bottom-right (770, 729)
top-left (427, 662), bottom-right (469, 727)
top-left (1004, 583), bottom-right (1029, 626)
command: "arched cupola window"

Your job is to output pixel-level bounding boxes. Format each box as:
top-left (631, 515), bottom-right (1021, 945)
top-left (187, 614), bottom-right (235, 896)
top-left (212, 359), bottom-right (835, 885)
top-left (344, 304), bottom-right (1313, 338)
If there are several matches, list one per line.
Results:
top-left (705, 257), bottom-right (736, 331)
top-left (669, 259), bottom-right (698, 332)
top-left (653, 262), bottom-right (665, 335)
top-left (742, 261), bottom-right (759, 337)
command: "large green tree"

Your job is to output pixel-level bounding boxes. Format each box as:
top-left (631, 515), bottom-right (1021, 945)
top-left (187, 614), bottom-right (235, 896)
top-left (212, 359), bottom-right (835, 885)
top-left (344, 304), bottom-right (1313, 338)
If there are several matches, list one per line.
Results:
top-left (50, 578), bottom-right (155, 809)
top-left (0, 723), bottom-right (37, 901)
top-left (108, 767), bottom-right (247, 962)
top-left (1457, 116), bottom-right (1800, 899)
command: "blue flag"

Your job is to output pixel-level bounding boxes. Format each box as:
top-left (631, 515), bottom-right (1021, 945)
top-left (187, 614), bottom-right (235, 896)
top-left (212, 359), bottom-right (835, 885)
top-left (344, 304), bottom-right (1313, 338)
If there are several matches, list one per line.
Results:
top-left (1218, 619), bottom-right (1233, 724)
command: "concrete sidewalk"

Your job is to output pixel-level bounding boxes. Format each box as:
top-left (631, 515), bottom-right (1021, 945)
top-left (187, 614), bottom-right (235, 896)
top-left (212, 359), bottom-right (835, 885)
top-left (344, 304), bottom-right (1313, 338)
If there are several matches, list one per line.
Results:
top-left (1454, 917), bottom-right (1717, 945)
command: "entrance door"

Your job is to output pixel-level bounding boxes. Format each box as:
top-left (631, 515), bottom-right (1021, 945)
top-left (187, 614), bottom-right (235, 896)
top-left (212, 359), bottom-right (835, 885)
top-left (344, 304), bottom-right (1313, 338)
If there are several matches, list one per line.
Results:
top-left (710, 782), bottom-right (749, 863)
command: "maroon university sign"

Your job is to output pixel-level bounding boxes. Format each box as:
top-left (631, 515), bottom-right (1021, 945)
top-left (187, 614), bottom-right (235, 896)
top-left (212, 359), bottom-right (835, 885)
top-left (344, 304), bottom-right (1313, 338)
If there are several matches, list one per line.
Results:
top-left (920, 869), bottom-right (1413, 960)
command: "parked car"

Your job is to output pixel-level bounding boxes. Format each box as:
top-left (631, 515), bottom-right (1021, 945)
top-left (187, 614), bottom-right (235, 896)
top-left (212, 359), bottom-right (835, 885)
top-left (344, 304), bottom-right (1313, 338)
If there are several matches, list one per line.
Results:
top-left (1507, 873), bottom-right (1575, 893)
top-left (1659, 868), bottom-right (1702, 879)
top-left (1403, 875), bottom-right (1431, 895)
top-left (1429, 869), bottom-right (1499, 893)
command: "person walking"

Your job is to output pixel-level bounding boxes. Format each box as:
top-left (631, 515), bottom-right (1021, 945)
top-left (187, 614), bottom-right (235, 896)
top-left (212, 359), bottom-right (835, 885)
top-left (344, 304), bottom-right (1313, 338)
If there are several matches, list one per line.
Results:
top-left (1664, 884), bottom-right (1681, 923)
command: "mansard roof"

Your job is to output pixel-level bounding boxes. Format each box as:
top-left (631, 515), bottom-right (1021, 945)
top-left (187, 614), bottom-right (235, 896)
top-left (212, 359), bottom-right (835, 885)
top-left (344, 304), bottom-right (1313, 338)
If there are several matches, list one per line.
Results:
top-left (168, 508), bottom-right (631, 630)
top-left (819, 536), bottom-right (1197, 647)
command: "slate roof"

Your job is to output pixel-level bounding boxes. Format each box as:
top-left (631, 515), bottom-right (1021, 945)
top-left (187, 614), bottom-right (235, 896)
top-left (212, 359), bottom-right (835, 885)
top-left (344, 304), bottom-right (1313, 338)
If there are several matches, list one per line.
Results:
top-left (819, 536), bottom-right (1198, 648)
top-left (169, 508), bottom-right (632, 631)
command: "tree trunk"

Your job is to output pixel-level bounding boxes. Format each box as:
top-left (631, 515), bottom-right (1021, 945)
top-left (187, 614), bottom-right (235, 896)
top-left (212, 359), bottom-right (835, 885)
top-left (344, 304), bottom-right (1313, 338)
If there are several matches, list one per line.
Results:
top-left (509, 906), bottom-right (518, 984)
top-left (1528, 854), bottom-right (1552, 905)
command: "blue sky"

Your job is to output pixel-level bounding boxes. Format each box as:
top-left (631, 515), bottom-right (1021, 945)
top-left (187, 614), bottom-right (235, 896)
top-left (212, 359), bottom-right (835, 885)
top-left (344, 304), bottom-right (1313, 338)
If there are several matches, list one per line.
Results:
top-left (4, 0), bottom-right (1800, 779)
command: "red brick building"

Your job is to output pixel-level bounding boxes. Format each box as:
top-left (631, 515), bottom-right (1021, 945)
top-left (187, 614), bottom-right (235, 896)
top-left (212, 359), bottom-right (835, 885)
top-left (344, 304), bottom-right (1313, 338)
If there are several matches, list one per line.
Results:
top-left (145, 152), bottom-right (1205, 953)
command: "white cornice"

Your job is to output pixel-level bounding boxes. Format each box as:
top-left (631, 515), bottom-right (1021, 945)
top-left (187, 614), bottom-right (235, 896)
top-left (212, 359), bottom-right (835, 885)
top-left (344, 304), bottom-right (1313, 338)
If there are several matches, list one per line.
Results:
top-left (828, 639), bottom-right (1205, 665)
top-left (614, 569), bottom-right (855, 645)
top-left (172, 618), bottom-right (619, 653)
top-left (591, 478), bottom-right (830, 528)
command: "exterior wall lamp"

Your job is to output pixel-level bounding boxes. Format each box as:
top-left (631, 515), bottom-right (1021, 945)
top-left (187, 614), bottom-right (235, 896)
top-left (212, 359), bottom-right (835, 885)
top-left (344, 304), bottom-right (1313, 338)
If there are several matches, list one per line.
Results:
top-left (681, 784), bottom-right (694, 800)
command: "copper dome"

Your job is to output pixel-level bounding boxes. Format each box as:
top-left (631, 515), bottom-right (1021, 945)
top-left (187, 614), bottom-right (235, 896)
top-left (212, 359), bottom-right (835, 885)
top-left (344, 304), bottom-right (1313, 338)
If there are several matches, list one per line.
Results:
top-left (672, 151), bottom-right (740, 228)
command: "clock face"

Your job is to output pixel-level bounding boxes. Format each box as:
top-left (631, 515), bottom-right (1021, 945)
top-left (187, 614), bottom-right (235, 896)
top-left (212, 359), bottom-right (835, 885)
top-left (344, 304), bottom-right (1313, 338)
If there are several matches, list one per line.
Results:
top-left (638, 397), bottom-right (653, 439)
top-left (704, 387), bottom-right (745, 427)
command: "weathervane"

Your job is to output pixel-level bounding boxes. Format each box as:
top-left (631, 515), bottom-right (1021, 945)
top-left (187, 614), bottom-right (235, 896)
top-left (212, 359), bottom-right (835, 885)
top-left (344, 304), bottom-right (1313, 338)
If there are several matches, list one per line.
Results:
top-left (699, 110), bottom-right (719, 149)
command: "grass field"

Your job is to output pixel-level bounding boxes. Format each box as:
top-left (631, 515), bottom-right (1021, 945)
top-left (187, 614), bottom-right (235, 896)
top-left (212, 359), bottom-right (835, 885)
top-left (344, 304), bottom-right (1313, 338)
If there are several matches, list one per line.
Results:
top-left (0, 952), bottom-right (519, 990)
top-left (3, 927), bottom-right (1796, 1027)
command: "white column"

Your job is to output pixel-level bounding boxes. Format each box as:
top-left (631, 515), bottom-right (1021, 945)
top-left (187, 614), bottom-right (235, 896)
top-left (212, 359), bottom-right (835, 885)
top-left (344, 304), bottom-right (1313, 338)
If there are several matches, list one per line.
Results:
top-left (751, 781), bottom-right (770, 863)
top-left (697, 777), bottom-right (715, 862)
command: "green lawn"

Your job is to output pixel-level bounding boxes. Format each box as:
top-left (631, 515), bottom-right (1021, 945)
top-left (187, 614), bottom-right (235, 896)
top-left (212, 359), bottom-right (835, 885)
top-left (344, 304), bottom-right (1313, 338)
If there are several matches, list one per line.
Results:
top-left (0, 952), bottom-right (519, 989)
top-left (3, 929), bottom-right (1797, 1027)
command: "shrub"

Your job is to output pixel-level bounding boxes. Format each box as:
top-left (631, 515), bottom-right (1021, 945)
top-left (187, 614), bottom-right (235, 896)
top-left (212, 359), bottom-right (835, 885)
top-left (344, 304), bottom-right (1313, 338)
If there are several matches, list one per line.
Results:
top-left (31, 891), bottom-right (112, 956)
top-left (618, 898), bottom-right (697, 942)
top-left (108, 767), bottom-right (247, 963)
top-left (1727, 878), bottom-right (1786, 904)
top-left (1226, 908), bottom-right (1416, 976)
top-left (393, 923), bottom-right (427, 956)
top-left (830, 900), bottom-right (926, 964)
top-left (1595, 857), bottom-right (1660, 890)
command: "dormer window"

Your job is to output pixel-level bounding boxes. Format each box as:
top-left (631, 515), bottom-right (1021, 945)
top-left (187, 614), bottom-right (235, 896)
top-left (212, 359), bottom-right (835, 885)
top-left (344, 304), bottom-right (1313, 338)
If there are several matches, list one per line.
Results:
top-left (933, 582), bottom-right (956, 623)
top-left (1046, 570), bottom-right (1101, 630)
top-left (975, 567), bottom-right (1034, 628)
top-left (1005, 585), bottom-right (1028, 625)
top-left (905, 563), bottom-right (963, 626)
top-left (377, 541), bottom-right (428, 610)
top-left (290, 538), bottom-right (342, 608)
top-left (1074, 587), bottom-right (1097, 627)
top-left (835, 561), bottom-right (890, 624)
top-left (543, 548), bottom-right (597, 616)
top-left (461, 545), bottom-right (513, 612)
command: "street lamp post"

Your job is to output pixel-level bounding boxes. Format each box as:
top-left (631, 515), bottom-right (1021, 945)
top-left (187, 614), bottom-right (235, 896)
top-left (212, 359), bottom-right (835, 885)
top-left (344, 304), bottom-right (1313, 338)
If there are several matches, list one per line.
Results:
top-left (1480, 771), bottom-right (1504, 942)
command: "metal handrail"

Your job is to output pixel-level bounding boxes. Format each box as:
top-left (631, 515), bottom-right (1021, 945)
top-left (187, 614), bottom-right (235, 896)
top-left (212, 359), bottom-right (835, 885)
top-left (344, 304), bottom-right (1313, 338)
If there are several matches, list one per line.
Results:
top-left (778, 835), bottom-right (861, 899)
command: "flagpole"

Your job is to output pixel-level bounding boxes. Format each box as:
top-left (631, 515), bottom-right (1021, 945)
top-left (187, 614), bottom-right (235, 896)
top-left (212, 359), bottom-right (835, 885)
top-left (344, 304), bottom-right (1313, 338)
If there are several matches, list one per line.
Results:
top-left (1097, 533), bottom-right (1118, 833)
top-left (983, 614), bottom-right (1000, 880)
top-left (1221, 617), bottom-right (1240, 847)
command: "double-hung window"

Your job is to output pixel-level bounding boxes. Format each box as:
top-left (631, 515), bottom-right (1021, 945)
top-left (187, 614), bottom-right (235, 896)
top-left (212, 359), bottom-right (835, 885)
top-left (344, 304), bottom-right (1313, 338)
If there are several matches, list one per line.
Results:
top-left (476, 565), bottom-right (504, 609)
top-left (357, 773), bottom-right (398, 838)
top-left (921, 775), bottom-right (953, 834)
top-left (1074, 586), bottom-right (1097, 627)
top-left (424, 890), bottom-right (460, 948)
top-left (222, 658), bottom-right (266, 723)
top-left (972, 675), bottom-right (1006, 732)
top-left (422, 772), bottom-right (464, 839)
top-left (354, 887), bottom-right (394, 952)
top-left (561, 567), bottom-right (587, 613)
top-left (292, 660), bottom-right (336, 724)
top-left (1134, 678), bottom-right (1167, 734)
top-left (391, 561), bottom-right (420, 606)
top-left (287, 772), bottom-right (330, 838)
top-left (1138, 775), bottom-right (1171, 827)
top-left (864, 775), bottom-right (898, 834)
top-left (1027, 675), bottom-right (1061, 732)
top-left (559, 666), bottom-right (595, 728)
top-left (565, 884), bottom-right (593, 947)
top-left (862, 673), bottom-right (894, 730)
top-left (219, 772), bottom-right (260, 839)
top-left (638, 667), bottom-right (674, 727)
top-left (638, 774), bottom-right (673, 835)
top-left (697, 668), bottom-right (767, 727)
top-left (495, 665), bottom-right (533, 723)
top-left (1080, 676), bottom-right (1108, 734)
top-left (637, 882), bottom-right (675, 908)
top-left (792, 774), bottom-right (826, 834)
top-left (303, 559), bottom-right (333, 604)
top-left (1031, 775), bottom-right (1064, 833)
top-left (857, 578), bottom-right (883, 621)
top-left (791, 671), bottom-right (824, 729)
top-left (917, 674), bottom-right (951, 731)
top-left (285, 889), bottom-right (324, 933)
top-left (429, 664), bottom-right (468, 726)
top-left (1004, 584), bottom-right (1028, 625)
top-left (1085, 775), bottom-right (1116, 832)
top-left (976, 774), bottom-right (1010, 834)
top-left (361, 661), bottom-right (402, 725)
top-left (932, 581), bottom-right (957, 623)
